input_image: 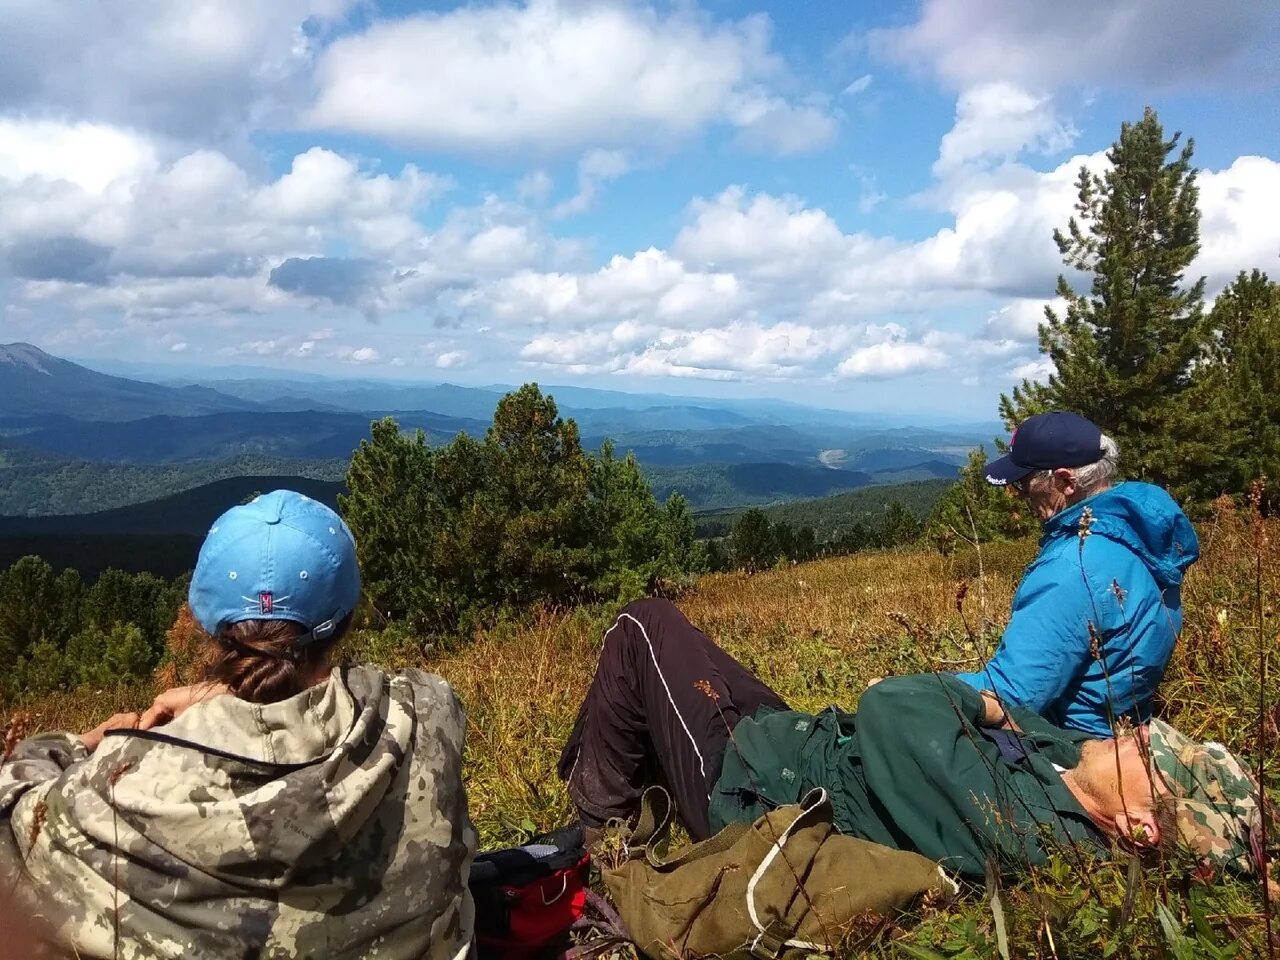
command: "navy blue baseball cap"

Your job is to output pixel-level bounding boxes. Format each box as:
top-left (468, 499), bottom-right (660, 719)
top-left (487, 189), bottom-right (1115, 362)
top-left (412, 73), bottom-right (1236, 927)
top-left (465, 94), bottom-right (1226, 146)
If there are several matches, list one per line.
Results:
top-left (189, 490), bottom-right (360, 647)
top-left (984, 412), bottom-right (1104, 486)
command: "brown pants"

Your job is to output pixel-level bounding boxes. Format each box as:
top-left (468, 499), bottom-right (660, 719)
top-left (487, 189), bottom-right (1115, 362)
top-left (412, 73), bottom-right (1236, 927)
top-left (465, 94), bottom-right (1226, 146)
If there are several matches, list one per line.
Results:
top-left (557, 598), bottom-right (788, 840)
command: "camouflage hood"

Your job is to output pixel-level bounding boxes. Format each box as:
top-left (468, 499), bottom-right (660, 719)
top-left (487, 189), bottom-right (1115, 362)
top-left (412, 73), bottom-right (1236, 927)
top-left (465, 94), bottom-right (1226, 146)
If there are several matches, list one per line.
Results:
top-left (0, 666), bottom-right (475, 960)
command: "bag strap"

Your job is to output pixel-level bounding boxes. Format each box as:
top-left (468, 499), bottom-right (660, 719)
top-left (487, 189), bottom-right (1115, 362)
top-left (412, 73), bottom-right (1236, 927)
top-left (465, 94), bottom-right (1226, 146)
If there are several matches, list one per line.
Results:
top-left (625, 786), bottom-right (675, 851)
top-left (646, 820), bottom-right (752, 870)
top-left (625, 786), bottom-right (756, 870)
top-left (744, 789), bottom-right (836, 956)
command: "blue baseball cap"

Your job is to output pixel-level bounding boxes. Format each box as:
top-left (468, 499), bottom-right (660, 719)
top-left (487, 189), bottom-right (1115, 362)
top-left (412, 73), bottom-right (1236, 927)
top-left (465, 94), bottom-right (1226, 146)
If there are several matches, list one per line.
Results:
top-left (984, 411), bottom-right (1104, 486)
top-left (189, 490), bottom-right (360, 647)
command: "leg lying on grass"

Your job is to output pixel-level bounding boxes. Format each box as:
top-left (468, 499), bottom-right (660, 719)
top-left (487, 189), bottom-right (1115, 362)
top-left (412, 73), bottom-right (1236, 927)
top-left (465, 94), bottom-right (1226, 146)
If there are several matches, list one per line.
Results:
top-left (557, 598), bottom-right (787, 841)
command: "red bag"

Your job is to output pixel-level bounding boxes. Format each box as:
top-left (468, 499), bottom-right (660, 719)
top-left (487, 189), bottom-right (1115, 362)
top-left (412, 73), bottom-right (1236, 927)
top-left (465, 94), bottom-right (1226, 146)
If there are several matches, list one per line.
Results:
top-left (470, 825), bottom-right (591, 960)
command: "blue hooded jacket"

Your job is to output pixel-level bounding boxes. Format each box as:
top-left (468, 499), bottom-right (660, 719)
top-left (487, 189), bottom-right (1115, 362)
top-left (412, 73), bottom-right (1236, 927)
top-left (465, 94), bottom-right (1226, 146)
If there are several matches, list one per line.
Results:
top-left (954, 482), bottom-right (1199, 736)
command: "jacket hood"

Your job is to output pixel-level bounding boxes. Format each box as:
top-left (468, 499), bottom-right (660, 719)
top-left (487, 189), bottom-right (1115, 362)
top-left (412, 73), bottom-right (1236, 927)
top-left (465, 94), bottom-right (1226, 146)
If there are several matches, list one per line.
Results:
top-left (6, 665), bottom-right (475, 959)
top-left (1043, 481), bottom-right (1199, 589)
top-left (98, 665), bottom-right (405, 887)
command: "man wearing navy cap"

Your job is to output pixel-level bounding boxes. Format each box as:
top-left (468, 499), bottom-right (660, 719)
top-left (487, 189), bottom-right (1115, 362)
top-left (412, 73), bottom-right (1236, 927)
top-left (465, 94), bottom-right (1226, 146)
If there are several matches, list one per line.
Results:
top-left (953, 411), bottom-right (1199, 735)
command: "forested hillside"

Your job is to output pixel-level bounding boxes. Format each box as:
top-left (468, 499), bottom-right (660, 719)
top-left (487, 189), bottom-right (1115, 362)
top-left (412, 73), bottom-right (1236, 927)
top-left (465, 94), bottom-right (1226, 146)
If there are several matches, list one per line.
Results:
top-left (0, 447), bottom-right (346, 516)
top-left (697, 478), bottom-right (952, 538)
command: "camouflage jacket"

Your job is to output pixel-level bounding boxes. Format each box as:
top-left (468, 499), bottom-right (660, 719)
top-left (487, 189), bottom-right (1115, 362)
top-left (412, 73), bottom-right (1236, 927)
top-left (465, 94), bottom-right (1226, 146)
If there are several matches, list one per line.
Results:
top-left (0, 666), bottom-right (476, 960)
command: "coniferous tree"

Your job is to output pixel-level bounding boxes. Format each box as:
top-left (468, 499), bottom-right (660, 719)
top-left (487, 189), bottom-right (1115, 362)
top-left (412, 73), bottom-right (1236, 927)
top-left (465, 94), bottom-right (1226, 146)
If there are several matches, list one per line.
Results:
top-left (793, 526), bottom-right (818, 562)
top-left (1000, 108), bottom-right (1219, 500)
top-left (1211, 270), bottom-right (1280, 501)
top-left (878, 502), bottom-right (922, 547)
top-left (654, 493), bottom-right (705, 586)
top-left (0, 556), bottom-right (70, 664)
top-left (926, 448), bottom-right (1037, 552)
top-left (341, 385), bottom-right (705, 637)
top-left (730, 509), bottom-right (776, 571)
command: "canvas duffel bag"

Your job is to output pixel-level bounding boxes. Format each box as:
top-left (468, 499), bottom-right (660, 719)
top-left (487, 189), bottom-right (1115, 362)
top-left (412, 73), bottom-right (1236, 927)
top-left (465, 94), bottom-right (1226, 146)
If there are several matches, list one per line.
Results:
top-left (602, 786), bottom-right (955, 959)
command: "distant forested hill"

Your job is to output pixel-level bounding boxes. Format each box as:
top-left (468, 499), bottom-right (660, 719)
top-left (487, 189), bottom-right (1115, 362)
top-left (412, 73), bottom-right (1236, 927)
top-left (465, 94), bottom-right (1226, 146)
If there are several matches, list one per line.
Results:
top-left (0, 476), bottom-right (345, 579)
top-left (3, 410), bottom-right (487, 463)
top-left (645, 462), bottom-right (874, 510)
top-left (0, 475), bottom-right (344, 536)
top-left (0, 447), bottom-right (346, 516)
top-left (695, 479), bottom-right (954, 538)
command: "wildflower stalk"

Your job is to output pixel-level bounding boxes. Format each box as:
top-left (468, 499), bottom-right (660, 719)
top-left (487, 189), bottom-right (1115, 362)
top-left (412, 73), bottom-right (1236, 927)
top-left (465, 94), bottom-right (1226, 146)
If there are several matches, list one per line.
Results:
top-left (1249, 480), bottom-right (1275, 957)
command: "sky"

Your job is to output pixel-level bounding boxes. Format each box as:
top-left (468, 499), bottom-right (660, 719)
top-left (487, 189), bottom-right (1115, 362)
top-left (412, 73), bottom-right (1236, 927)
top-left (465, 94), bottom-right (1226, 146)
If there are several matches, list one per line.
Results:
top-left (1, 0), bottom-right (1278, 418)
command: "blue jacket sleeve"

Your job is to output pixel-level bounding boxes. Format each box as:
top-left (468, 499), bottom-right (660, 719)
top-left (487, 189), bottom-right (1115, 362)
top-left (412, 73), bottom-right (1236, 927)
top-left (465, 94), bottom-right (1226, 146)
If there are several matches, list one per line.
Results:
top-left (954, 553), bottom-right (1095, 715)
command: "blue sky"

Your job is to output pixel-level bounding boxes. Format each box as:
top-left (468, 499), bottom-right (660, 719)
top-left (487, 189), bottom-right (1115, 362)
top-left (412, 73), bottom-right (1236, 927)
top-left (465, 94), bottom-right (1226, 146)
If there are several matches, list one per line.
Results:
top-left (1, 1), bottom-right (1278, 418)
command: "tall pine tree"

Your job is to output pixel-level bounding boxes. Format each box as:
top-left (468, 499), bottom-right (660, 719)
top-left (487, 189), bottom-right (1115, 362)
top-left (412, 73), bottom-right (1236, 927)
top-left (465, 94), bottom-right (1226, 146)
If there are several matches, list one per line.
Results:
top-left (1211, 269), bottom-right (1280, 502)
top-left (1000, 108), bottom-right (1221, 501)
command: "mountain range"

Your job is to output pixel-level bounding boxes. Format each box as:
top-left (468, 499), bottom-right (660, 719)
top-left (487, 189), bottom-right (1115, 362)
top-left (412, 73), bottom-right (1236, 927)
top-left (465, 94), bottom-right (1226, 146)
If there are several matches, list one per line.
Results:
top-left (1, 342), bottom-right (978, 519)
top-left (0, 342), bottom-right (265, 420)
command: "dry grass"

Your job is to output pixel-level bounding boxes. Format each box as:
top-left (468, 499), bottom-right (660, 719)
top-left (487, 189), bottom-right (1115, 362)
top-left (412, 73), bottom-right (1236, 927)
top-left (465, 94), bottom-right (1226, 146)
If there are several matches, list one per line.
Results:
top-left (3, 511), bottom-right (1275, 958)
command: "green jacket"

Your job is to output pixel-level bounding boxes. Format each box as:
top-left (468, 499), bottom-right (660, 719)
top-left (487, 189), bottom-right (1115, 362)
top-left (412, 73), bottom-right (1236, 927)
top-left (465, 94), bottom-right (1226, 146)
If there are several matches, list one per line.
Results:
top-left (710, 674), bottom-right (1105, 879)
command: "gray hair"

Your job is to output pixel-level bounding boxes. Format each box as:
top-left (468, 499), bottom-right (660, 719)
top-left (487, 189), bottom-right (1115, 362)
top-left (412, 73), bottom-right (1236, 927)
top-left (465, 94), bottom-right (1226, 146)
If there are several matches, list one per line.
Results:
top-left (1071, 433), bottom-right (1120, 495)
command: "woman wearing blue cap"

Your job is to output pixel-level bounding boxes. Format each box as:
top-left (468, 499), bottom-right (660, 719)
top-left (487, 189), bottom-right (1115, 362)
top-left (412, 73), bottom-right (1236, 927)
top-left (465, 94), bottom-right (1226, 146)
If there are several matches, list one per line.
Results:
top-left (0, 490), bottom-right (475, 960)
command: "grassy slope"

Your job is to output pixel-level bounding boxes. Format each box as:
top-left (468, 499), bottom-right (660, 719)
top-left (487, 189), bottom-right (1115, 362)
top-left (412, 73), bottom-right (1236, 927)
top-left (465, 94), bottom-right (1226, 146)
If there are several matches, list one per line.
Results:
top-left (7, 502), bottom-right (1277, 957)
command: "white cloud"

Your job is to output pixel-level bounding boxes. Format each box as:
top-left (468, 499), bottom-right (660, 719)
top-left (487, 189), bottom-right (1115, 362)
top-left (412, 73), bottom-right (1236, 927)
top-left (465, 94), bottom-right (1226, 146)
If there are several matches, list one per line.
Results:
top-left (233, 338), bottom-right (286, 357)
top-left (856, 174), bottom-right (887, 214)
top-left (0, 120), bottom-right (159, 193)
top-left (481, 247), bottom-right (742, 329)
top-left (844, 74), bottom-right (873, 96)
top-left (522, 319), bottom-right (850, 381)
top-left (493, 145), bottom-right (1279, 383)
top-left (674, 187), bottom-right (851, 280)
top-left (1008, 357), bottom-right (1055, 382)
top-left (0, 1), bottom-right (354, 141)
top-left (982, 297), bottom-right (1061, 342)
top-left (872, 0), bottom-right (1275, 92)
top-left (935, 83), bottom-right (1076, 174)
top-left (846, 151), bottom-right (1108, 301)
top-left (517, 170), bottom-right (555, 204)
top-left (726, 92), bottom-right (837, 155)
top-left (329, 344), bottom-right (379, 364)
top-left (1195, 156), bottom-right (1280, 293)
top-left (0, 122), bottom-right (447, 320)
top-left (307, 1), bottom-right (836, 155)
top-left (435, 350), bottom-right (467, 369)
top-left (836, 340), bottom-right (949, 379)
top-left (552, 150), bottom-right (632, 218)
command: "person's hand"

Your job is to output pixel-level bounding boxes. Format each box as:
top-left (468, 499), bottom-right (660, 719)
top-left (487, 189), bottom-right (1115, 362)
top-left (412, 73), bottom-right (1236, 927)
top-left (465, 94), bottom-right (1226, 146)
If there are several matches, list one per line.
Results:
top-left (140, 682), bottom-right (231, 730)
top-left (81, 712), bottom-right (143, 752)
top-left (978, 690), bottom-right (1008, 727)
top-left (978, 690), bottom-right (1021, 731)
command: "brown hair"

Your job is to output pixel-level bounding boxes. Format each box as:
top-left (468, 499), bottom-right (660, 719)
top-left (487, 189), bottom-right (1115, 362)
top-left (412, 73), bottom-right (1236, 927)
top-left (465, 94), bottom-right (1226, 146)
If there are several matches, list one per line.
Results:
top-left (203, 616), bottom-right (350, 704)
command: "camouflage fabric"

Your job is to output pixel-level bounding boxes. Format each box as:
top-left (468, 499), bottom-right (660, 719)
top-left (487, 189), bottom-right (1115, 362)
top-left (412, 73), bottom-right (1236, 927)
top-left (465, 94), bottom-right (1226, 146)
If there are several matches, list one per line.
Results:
top-left (0, 665), bottom-right (476, 960)
top-left (1148, 718), bottom-right (1261, 873)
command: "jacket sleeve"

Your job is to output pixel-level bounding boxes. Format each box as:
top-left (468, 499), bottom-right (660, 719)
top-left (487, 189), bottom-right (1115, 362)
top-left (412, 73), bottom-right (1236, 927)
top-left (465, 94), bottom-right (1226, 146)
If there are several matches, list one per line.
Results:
top-left (0, 731), bottom-right (87, 817)
top-left (853, 674), bottom-right (1052, 876)
top-left (953, 553), bottom-right (1096, 715)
